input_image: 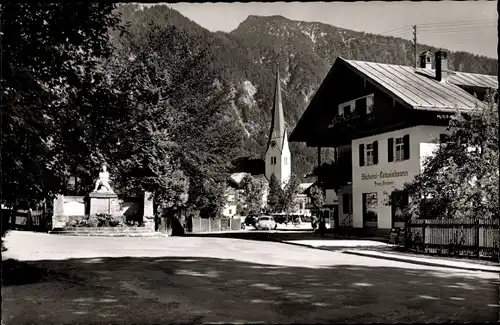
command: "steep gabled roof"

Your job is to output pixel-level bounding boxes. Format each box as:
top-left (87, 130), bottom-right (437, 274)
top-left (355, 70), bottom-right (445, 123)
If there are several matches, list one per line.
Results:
top-left (415, 68), bottom-right (498, 89)
top-left (342, 58), bottom-right (488, 111)
top-left (265, 63), bottom-right (287, 153)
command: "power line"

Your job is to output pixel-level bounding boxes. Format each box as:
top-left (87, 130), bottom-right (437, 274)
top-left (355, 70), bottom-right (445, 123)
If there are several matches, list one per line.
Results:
top-left (386, 30), bottom-right (413, 37)
top-left (419, 29), bottom-right (496, 38)
top-left (379, 25), bottom-right (412, 36)
top-left (419, 22), bottom-right (497, 31)
top-left (379, 19), bottom-right (496, 38)
top-left (419, 26), bottom-right (497, 34)
top-left (417, 18), bottom-right (496, 27)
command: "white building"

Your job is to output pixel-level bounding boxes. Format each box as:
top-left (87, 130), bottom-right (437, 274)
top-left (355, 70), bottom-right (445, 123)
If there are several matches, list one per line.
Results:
top-left (290, 50), bottom-right (497, 233)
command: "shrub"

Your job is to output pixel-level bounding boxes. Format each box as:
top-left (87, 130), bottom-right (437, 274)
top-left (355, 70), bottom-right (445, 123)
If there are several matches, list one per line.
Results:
top-left (94, 213), bottom-right (124, 227)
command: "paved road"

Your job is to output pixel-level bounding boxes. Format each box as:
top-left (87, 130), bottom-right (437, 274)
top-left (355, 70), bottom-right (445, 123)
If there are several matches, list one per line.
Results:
top-left (2, 231), bottom-right (499, 324)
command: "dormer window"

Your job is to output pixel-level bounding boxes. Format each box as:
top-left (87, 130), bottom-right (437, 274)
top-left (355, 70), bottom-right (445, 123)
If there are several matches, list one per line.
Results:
top-left (343, 105), bottom-right (351, 116)
top-left (338, 103), bottom-right (353, 116)
top-left (338, 94), bottom-right (374, 117)
top-left (366, 94), bottom-right (374, 114)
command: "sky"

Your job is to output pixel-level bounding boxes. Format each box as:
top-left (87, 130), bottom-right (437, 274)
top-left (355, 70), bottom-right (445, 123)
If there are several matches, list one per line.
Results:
top-left (161, 1), bottom-right (497, 58)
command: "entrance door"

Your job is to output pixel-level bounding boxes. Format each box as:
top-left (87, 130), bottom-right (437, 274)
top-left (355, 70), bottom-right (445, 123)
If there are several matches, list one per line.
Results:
top-left (391, 190), bottom-right (408, 228)
top-left (362, 192), bottom-right (378, 228)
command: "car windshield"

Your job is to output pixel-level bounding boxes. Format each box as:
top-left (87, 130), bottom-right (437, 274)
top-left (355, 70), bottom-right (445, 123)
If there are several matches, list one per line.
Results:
top-left (259, 217), bottom-right (270, 221)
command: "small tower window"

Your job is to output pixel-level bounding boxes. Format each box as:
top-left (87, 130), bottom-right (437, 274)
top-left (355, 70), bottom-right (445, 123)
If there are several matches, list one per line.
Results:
top-left (284, 157), bottom-right (288, 165)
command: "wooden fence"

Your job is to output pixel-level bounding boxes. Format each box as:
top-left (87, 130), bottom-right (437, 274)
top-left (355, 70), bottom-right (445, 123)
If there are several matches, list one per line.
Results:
top-left (190, 217), bottom-right (242, 233)
top-left (406, 218), bottom-right (499, 258)
top-left (3, 209), bottom-right (52, 232)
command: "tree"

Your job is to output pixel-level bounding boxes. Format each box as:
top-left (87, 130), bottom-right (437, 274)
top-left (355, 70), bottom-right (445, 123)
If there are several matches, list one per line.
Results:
top-left (77, 23), bottom-right (242, 224)
top-left (397, 91), bottom-right (499, 220)
top-left (280, 174), bottom-right (301, 222)
top-left (1, 3), bottom-right (123, 209)
top-left (267, 174), bottom-right (283, 213)
top-left (239, 175), bottom-right (264, 216)
top-left (309, 184), bottom-right (326, 232)
top-left (309, 184), bottom-right (325, 212)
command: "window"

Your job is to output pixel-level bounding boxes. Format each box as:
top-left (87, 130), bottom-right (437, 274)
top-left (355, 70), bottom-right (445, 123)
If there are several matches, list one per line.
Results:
top-left (366, 143), bottom-right (374, 165)
top-left (271, 157), bottom-right (277, 165)
top-left (388, 135), bottom-right (410, 162)
top-left (342, 193), bottom-right (352, 214)
top-left (355, 98), bottom-right (366, 116)
top-left (362, 193), bottom-right (378, 227)
top-left (359, 141), bottom-right (378, 166)
top-left (228, 209), bottom-right (232, 215)
top-left (366, 94), bottom-right (374, 114)
top-left (284, 157), bottom-right (288, 165)
top-left (343, 104), bottom-right (351, 117)
top-left (395, 137), bottom-right (405, 161)
top-left (391, 190), bottom-right (409, 222)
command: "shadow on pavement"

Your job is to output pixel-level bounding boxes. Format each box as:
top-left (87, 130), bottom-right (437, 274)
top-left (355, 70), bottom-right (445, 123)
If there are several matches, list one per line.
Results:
top-left (2, 256), bottom-right (499, 324)
top-left (185, 229), bottom-right (340, 243)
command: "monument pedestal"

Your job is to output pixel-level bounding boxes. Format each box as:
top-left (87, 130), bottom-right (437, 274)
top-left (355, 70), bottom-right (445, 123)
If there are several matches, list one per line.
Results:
top-left (143, 192), bottom-right (155, 231)
top-left (89, 192), bottom-right (120, 216)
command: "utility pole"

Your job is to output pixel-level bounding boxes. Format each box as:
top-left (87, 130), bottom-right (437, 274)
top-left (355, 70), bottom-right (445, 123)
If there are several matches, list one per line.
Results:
top-left (412, 24), bottom-right (417, 69)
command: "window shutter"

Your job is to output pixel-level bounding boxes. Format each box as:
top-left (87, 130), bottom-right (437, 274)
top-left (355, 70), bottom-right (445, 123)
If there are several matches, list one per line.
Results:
top-left (356, 98), bottom-right (366, 117)
top-left (403, 134), bottom-right (410, 160)
top-left (359, 143), bottom-right (365, 166)
top-left (372, 141), bottom-right (379, 164)
top-left (388, 138), bottom-right (394, 162)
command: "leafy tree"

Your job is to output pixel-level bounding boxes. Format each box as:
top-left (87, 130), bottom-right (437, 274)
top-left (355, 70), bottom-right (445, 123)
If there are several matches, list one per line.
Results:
top-left (309, 185), bottom-right (325, 211)
top-left (267, 174), bottom-right (283, 213)
top-left (239, 175), bottom-right (264, 216)
top-left (1, 3), bottom-right (122, 209)
top-left (87, 24), bottom-right (242, 224)
top-left (280, 174), bottom-right (301, 221)
top-left (396, 91), bottom-right (499, 220)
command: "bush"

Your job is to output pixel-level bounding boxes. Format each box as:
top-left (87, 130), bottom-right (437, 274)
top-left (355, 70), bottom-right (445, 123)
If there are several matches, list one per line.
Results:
top-left (94, 213), bottom-right (124, 227)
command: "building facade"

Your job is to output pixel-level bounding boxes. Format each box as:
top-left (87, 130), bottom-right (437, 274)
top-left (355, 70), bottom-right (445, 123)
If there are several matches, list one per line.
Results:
top-left (290, 50), bottom-right (497, 230)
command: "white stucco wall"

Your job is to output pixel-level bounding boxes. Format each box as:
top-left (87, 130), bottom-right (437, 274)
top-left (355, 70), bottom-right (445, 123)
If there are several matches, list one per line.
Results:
top-left (351, 125), bottom-right (447, 229)
top-left (222, 204), bottom-right (237, 217)
top-left (265, 136), bottom-right (291, 187)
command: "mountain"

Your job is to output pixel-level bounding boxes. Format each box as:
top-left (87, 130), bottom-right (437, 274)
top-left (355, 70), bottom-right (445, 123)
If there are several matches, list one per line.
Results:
top-left (115, 4), bottom-right (498, 179)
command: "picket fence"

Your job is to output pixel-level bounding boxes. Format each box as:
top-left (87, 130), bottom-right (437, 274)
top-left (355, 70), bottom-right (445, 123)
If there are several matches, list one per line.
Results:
top-left (190, 217), bottom-right (242, 233)
top-left (406, 218), bottom-right (499, 258)
top-left (4, 209), bottom-right (52, 232)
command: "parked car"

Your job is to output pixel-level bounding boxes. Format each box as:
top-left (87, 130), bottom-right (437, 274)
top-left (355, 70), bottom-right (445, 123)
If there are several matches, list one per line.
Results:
top-left (244, 215), bottom-right (259, 227)
top-left (255, 216), bottom-right (277, 230)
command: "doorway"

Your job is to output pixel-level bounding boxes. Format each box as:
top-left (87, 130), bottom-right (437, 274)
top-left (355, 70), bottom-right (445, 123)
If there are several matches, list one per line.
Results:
top-left (362, 192), bottom-right (378, 228)
top-left (390, 190), bottom-right (409, 228)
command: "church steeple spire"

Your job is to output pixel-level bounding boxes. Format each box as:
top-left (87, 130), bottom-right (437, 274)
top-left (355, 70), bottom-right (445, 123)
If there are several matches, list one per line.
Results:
top-left (264, 60), bottom-right (291, 186)
top-left (266, 62), bottom-right (287, 153)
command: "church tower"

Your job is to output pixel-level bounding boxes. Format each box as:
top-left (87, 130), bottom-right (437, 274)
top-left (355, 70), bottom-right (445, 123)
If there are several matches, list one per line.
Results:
top-left (265, 63), bottom-right (291, 187)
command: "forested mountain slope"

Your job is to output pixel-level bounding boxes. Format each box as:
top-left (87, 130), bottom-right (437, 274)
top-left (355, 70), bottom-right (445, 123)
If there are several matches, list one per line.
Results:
top-left (116, 4), bottom-right (497, 179)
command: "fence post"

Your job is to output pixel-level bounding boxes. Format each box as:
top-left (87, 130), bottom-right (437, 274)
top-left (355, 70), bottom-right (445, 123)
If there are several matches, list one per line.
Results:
top-left (404, 218), bottom-right (409, 249)
top-left (475, 219), bottom-right (480, 257)
top-left (422, 220), bottom-right (426, 252)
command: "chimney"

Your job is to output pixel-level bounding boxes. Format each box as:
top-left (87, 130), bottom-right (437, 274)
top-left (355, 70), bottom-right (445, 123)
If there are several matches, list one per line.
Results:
top-left (435, 50), bottom-right (448, 82)
top-left (419, 50), bottom-right (432, 69)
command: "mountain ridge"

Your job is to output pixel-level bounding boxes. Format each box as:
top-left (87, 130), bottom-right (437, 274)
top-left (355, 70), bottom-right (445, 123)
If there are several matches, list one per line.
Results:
top-left (116, 4), bottom-right (498, 179)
